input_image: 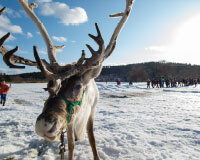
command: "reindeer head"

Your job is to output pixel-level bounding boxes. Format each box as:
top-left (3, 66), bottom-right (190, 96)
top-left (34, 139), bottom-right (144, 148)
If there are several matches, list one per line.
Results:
top-left (0, 0), bottom-right (134, 141)
top-left (35, 67), bottom-right (103, 141)
top-left (35, 76), bottom-right (86, 141)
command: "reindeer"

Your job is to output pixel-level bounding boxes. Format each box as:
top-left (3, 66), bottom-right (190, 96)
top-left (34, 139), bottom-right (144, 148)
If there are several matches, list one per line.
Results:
top-left (0, 0), bottom-right (134, 159)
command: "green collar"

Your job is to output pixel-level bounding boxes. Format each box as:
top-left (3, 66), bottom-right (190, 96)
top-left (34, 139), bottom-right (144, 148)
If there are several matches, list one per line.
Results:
top-left (56, 89), bottom-right (86, 123)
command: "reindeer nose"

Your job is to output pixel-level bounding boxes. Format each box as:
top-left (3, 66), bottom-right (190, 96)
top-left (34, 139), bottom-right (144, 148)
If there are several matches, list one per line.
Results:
top-left (37, 113), bottom-right (56, 123)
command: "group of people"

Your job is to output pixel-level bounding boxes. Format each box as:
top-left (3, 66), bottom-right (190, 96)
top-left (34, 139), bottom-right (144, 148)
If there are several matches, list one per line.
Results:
top-left (0, 80), bottom-right (10, 106)
top-left (147, 78), bottom-right (199, 88)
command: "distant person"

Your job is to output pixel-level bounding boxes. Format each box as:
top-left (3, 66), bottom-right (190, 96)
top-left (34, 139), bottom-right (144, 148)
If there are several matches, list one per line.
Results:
top-left (165, 79), bottom-right (170, 88)
top-left (159, 79), bottom-right (162, 88)
top-left (161, 78), bottom-right (165, 88)
top-left (0, 81), bottom-right (1, 102)
top-left (151, 79), bottom-right (155, 88)
top-left (156, 79), bottom-right (159, 88)
top-left (147, 79), bottom-right (150, 88)
top-left (194, 79), bottom-right (198, 87)
top-left (117, 80), bottom-right (121, 85)
top-left (0, 80), bottom-right (10, 106)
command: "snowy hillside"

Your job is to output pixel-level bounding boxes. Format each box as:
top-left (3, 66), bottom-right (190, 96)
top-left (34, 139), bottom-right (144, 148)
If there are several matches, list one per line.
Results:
top-left (0, 82), bottom-right (200, 160)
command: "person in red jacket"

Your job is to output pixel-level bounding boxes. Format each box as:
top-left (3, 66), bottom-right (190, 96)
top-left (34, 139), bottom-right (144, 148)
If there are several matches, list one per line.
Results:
top-left (0, 80), bottom-right (10, 106)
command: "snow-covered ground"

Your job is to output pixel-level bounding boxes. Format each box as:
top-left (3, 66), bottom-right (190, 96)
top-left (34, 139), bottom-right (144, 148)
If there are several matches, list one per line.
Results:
top-left (0, 82), bottom-right (200, 160)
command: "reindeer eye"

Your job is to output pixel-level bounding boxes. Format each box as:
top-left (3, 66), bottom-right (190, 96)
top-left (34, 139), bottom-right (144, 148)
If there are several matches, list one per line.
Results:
top-left (75, 84), bottom-right (82, 90)
top-left (48, 80), bottom-right (54, 87)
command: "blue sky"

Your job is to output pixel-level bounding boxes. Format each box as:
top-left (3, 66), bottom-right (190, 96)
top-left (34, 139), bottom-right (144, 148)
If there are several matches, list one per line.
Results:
top-left (1, 0), bottom-right (200, 74)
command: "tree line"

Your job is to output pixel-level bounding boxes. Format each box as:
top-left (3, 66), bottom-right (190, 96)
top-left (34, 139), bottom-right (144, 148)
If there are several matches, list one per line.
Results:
top-left (98, 61), bottom-right (200, 82)
top-left (1, 62), bottom-right (200, 83)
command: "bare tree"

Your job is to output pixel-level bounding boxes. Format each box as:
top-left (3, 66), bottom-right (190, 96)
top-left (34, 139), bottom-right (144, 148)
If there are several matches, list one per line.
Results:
top-left (0, 0), bottom-right (134, 159)
top-left (130, 66), bottom-right (148, 82)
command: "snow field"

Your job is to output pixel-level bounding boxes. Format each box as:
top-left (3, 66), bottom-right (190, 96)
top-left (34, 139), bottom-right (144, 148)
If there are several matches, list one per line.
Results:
top-left (0, 82), bottom-right (200, 160)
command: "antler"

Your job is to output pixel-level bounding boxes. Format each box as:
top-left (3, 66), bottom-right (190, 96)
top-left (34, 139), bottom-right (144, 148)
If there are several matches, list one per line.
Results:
top-left (18, 0), bottom-right (87, 74)
top-left (0, 7), bottom-right (37, 68)
top-left (83, 0), bottom-right (134, 65)
top-left (1, 0), bottom-right (134, 82)
top-left (33, 0), bottom-right (134, 80)
top-left (105, 0), bottom-right (134, 59)
top-left (33, 22), bottom-right (105, 80)
top-left (18, 0), bottom-right (64, 68)
top-left (0, 7), bottom-right (6, 16)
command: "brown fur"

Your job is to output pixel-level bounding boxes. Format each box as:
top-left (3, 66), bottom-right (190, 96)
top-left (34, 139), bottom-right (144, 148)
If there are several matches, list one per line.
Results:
top-left (1, 1), bottom-right (134, 160)
top-left (87, 116), bottom-right (100, 160)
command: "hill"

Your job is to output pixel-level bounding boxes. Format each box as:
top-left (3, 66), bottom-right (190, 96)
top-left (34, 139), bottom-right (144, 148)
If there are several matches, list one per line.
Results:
top-left (98, 62), bottom-right (200, 82)
top-left (1, 62), bottom-right (200, 82)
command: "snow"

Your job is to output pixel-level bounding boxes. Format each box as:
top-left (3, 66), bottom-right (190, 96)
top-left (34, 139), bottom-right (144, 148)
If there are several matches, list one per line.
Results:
top-left (0, 82), bottom-right (200, 160)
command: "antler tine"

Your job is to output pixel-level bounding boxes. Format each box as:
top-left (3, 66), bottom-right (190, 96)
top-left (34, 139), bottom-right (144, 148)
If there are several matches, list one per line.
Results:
top-left (3, 46), bottom-right (26, 68)
top-left (34, 45), bottom-right (98, 81)
top-left (76, 50), bottom-right (86, 65)
top-left (18, 0), bottom-right (66, 70)
top-left (54, 49), bottom-right (87, 75)
top-left (0, 38), bottom-right (37, 68)
top-left (0, 8), bottom-right (37, 69)
top-left (109, 13), bottom-right (124, 18)
top-left (34, 46), bottom-right (67, 80)
top-left (85, 23), bottom-right (105, 65)
top-left (87, 23), bottom-right (104, 52)
top-left (104, 0), bottom-right (135, 59)
top-left (0, 32), bottom-right (10, 48)
top-left (88, 23), bottom-right (103, 45)
top-left (33, 46), bottom-right (55, 79)
top-left (0, 7), bottom-right (6, 15)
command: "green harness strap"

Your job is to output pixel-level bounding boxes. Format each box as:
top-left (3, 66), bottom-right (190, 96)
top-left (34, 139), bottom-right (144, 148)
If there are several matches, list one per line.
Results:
top-left (57, 89), bottom-right (85, 123)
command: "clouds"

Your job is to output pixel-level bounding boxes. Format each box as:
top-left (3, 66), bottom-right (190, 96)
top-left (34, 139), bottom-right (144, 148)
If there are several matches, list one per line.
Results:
top-left (27, 32), bottom-right (33, 38)
top-left (145, 46), bottom-right (169, 53)
top-left (52, 36), bottom-right (67, 42)
top-left (0, 6), bottom-right (22, 41)
top-left (36, 0), bottom-right (88, 26)
top-left (0, 15), bottom-right (22, 35)
top-left (38, 47), bottom-right (47, 55)
top-left (4, 8), bottom-right (22, 18)
top-left (0, 0), bottom-right (88, 42)
top-left (36, 0), bottom-right (52, 2)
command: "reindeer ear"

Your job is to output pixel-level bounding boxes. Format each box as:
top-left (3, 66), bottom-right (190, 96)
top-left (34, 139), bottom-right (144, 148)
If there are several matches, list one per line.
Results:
top-left (45, 79), bottom-right (62, 97)
top-left (82, 66), bottom-right (102, 85)
top-left (43, 88), bottom-right (48, 91)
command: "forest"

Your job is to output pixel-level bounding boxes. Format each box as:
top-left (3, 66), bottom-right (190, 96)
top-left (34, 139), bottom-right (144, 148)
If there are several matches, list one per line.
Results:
top-left (1, 61), bottom-right (200, 82)
top-left (99, 61), bottom-right (200, 82)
